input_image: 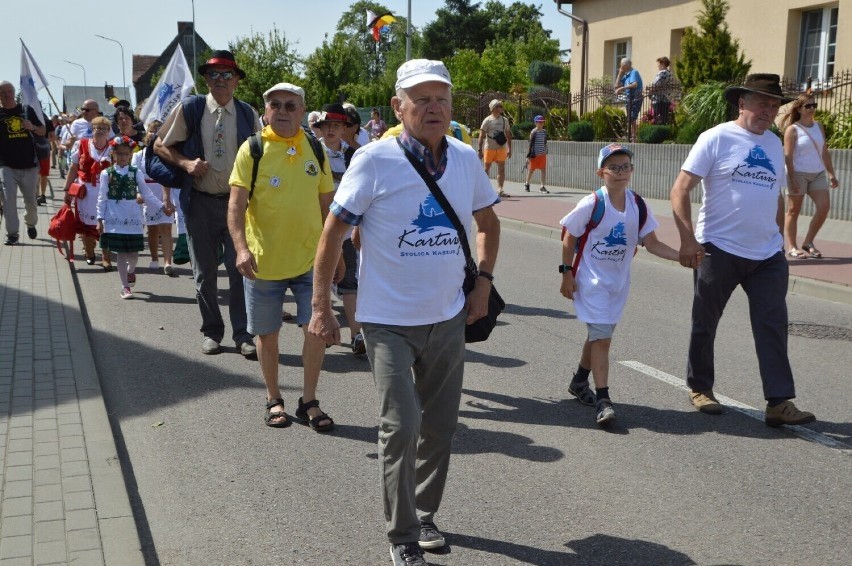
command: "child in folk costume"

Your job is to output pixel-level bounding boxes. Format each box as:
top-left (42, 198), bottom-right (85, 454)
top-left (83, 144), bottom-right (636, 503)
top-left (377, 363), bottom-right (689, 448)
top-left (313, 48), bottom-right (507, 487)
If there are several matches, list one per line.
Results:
top-left (132, 121), bottom-right (175, 275)
top-left (96, 136), bottom-right (173, 299)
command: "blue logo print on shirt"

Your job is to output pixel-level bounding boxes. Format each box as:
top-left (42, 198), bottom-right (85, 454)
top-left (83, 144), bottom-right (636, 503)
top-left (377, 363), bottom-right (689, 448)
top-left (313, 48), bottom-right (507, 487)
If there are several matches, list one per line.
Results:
top-left (731, 145), bottom-right (778, 190)
top-left (603, 222), bottom-right (627, 247)
top-left (411, 194), bottom-right (455, 233)
top-left (743, 145), bottom-right (776, 174)
top-left (397, 195), bottom-right (461, 257)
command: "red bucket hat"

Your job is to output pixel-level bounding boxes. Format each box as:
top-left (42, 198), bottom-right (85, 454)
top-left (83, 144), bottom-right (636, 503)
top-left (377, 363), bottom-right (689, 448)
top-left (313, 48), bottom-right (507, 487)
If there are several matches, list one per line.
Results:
top-left (198, 50), bottom-right (246, 79)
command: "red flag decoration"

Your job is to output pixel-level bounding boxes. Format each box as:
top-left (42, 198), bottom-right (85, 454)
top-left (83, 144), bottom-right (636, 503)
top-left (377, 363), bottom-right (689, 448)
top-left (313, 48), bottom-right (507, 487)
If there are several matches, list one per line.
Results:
top-left (366, 9), bottom-right (397, 42)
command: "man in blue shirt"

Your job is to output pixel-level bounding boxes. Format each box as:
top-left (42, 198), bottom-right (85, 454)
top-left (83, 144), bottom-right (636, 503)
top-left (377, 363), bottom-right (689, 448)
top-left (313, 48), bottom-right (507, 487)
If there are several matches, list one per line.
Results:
top-left (615, 58), bottom-right (643, 142)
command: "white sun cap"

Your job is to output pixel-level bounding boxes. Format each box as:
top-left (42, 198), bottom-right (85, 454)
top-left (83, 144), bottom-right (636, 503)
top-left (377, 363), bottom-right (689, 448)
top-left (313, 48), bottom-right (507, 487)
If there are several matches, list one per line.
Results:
top-left (263, 82), bottom-right (305, 103)
top-left (395, 59), bottom-right (453, 91)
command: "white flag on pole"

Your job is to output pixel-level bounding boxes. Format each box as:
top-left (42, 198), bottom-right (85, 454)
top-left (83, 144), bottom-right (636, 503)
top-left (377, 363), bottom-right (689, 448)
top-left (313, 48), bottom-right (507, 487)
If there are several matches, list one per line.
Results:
top-left (139, 45), bottom-right (195, 127)
top-left (20, 40), bottom-right (48, 124)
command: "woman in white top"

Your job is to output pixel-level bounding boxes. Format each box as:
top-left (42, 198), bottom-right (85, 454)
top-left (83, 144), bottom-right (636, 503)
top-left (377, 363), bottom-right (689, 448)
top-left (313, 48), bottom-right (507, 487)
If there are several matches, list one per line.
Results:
top-left (782, 93), bottom-right (839, 258)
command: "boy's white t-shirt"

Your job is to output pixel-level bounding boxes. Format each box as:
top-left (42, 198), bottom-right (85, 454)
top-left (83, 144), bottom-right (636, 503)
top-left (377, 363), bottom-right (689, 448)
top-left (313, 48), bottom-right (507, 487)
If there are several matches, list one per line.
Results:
top-left (560, 187), bottom-right (659, 324)
top-left (333, 136), bottom-right (497, 326)
top-left (682, 121), bottom-right (785, 260)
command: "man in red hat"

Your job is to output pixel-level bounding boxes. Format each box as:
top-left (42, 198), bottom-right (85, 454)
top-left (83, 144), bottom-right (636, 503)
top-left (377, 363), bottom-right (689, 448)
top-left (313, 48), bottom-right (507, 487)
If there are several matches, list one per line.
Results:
top-left (670, 74), bottom-right (815, 427)
top-left (154, 50), bottom-right (261, 359)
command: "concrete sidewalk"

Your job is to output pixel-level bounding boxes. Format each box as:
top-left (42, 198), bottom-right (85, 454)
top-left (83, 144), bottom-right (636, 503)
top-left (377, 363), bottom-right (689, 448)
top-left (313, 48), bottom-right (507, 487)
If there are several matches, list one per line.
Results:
top-left (1, 170), bottom-right (849, 565)
top-left (0, 177), bottom-right (143, 565)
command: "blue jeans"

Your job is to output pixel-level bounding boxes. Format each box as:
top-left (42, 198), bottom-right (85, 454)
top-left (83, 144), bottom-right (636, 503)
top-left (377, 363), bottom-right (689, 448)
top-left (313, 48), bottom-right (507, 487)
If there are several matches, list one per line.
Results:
top-left (686, 243), bottom-right (796, 400)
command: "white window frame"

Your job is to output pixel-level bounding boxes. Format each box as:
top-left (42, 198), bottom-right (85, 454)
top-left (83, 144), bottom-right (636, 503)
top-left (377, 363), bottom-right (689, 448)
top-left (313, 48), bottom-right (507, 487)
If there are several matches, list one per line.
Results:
top-left (798, 6), bottom-right (838, 83)
top-left (613, 41), bottom-right (630, 79)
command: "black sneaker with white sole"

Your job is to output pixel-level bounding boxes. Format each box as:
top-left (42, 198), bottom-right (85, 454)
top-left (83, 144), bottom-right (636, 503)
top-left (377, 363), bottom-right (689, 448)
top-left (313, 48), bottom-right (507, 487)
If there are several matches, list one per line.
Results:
top-left (4, 233), bottom-right (19, 246)
top-left (390, 542), bottom-right (427, 565)
top-left (419, 521), bottom-right (445, 550)
top-left (596, 399), bottom-right (616, 426)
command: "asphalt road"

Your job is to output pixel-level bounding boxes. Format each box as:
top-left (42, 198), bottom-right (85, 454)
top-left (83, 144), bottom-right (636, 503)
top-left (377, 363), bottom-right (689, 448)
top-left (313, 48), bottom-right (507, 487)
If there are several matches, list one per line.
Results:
top-left (75, 226), bottom-right (852, 566)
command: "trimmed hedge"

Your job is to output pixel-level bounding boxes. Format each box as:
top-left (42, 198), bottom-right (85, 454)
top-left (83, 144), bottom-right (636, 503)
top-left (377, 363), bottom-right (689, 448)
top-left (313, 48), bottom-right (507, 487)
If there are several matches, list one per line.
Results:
top-left (567, 121), bottom-right (594, 142)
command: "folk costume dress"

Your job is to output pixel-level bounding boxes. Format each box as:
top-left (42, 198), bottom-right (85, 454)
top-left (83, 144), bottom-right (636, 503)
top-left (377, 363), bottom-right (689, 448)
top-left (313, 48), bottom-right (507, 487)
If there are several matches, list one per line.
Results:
top-left (131, 150), bottom-right (173, 227)
top-left (71, 138), bottom-right (112, 235)
top-left (96, 164), bottom-right (164, 252)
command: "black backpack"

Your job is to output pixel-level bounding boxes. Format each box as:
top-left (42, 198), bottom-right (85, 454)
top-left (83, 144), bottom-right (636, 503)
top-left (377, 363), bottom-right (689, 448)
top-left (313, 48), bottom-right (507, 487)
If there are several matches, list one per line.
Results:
top-left (247, 126), bottom-right (326, 201)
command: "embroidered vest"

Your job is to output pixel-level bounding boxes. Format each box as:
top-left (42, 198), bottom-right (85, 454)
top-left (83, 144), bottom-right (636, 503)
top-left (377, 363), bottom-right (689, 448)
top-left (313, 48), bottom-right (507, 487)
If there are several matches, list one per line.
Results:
top-left (77, 138), bottom-right (111, 184)
top-left (106, 166), bottom-right (139, 201)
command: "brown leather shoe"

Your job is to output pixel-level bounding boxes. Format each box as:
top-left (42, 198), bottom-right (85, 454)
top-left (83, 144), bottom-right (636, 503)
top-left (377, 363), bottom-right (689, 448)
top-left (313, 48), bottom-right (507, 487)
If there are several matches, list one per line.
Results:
top-left (765, 401), bottom-right (815, 427)
top-left (690, 390), bottom-right (723, 414)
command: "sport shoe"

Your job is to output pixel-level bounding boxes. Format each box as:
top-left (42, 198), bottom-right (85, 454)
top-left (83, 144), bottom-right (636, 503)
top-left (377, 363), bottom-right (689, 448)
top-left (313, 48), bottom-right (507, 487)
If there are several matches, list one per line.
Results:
top-left (149, 260), bottom-right (159, 270)
top-left (539, 186), bottom-right (550, 194)
top-left (524, 183), bottom-right (530, 192)
top-left (26, 225), bottom-right (37, 239)
top-left (352, 333), bottom-right (366, 356)
top-left (201, 337), bottom-right (222, 355)
top-left (418, 521), bottom-right (445, 550)
top-left (765, 400), bottom-right (815, 427)
top-left (127, 272), bottom-right (136, 287)
top-left (690, 390), bottom-right (723, 414)
top-left (595, 399), bottom-right (616, 426)
top-left (239, 341), bottom-right (258, 360)
top-left (120, 287), bottom-right (133, 299)
top-left (36, 195), bottom-right (47, 205)
top-left (163, 264), bottom-right (175, 276)
top-left (390, 543), bottom-right (427, 565)
top-left (4, 234), bottom-right (19, 246)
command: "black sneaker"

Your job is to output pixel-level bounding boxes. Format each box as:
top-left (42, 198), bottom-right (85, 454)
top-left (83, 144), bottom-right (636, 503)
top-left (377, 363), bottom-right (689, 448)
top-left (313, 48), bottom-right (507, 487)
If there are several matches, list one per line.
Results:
top-left (419, 521), bottom-right (445, 550)
top-left (26, 225), bottom-right (37, 239)
top-left (352, 333), bottom-right (366, 356)
top-left (4, 233), bottom-right (19, 246)
top-left (36, 195), bottom-right (47, 205)
top-left (596, 399), bottom-right (616, 426)
top-left (539, 186), bottom-right (550, 194)
top-left (524, 183), bottom-right (530, 192)
top-left (390, 543), bottom-right (427, 565)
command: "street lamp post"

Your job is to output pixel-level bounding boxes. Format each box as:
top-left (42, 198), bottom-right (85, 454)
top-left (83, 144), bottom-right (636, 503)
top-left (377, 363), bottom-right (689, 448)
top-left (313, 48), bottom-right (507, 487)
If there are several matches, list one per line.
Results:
top-left (94, 34), bottom-right (127, 100)
top-left (48, 74), bottom-right (67, 113)
top-left (64, 60), bottom-right (88, 99)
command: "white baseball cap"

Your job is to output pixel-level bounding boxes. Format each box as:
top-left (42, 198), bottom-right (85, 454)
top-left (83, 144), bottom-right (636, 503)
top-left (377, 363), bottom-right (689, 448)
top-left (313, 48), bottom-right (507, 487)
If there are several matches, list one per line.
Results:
top-left (263, 82), bottom-right (305, 103)
top-left (395, 59), bottom-right (453, 91)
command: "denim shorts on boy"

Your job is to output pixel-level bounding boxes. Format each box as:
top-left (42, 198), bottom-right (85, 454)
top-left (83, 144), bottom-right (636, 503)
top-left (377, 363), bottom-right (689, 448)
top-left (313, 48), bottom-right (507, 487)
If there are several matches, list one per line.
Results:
top-left (587, 322), bottom-right (616, 341)
top-left (787, 170), bottom-right (828, 196)
top-left (245, 270), bottom-right (314, 334)
top-left (337, 239), bottom-right (358, 294)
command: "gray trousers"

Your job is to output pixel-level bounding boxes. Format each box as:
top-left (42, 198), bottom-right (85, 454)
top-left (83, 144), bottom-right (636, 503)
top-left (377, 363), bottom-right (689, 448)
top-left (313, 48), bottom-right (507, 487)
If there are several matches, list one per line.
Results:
top-left (1, 166), bottom-right (39, 236)
top-left (687, 243), bottom-right (796, 400)
top-left (363, 308), bottom-right (466, 545)
top-left (184, 191), bottom-right (251, 345)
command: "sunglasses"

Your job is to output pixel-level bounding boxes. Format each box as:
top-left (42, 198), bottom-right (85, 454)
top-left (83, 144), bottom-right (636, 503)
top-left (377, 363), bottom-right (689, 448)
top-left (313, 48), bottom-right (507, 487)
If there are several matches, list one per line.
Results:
top-left (604, 163), bottom-right (634, 174)
top-left (83, 108), bottom-right (97, 112)
top-left (803, 103), bottom-right (818, 110)
top-left (206, 71), bottom-right (235, 80)
top-left (267, 100), bottom-right (299, 112)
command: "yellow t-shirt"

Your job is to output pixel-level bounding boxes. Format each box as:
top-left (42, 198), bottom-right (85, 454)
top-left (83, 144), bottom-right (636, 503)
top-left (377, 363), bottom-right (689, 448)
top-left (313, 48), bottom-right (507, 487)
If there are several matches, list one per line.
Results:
top-left (229, 126), bottom-right (334, 280)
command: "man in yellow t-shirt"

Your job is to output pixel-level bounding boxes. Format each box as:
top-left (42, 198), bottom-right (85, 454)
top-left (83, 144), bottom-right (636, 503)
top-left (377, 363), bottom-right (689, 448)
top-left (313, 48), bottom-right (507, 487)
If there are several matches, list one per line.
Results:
top-left (227, 82), bottom-right (336, 432)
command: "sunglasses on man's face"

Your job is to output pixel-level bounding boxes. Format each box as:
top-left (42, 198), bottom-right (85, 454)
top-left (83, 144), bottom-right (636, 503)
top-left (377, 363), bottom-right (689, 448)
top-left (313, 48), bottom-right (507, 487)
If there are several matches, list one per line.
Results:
top-left (206, 71), bottom-right (235, 80)
top-left (83, 108), bottom-right (97, 112)
top-left (267, 100), bottom-right (300, 112)
top-left (803, 103), bottom-right (818, 110)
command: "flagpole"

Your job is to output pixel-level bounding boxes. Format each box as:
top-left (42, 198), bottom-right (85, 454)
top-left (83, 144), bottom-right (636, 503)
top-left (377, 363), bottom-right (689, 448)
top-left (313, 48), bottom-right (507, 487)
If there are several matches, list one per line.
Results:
top-left (406, 0), bottom-right (411, 61)
top-left (192, 0), bottom-right (198, 94)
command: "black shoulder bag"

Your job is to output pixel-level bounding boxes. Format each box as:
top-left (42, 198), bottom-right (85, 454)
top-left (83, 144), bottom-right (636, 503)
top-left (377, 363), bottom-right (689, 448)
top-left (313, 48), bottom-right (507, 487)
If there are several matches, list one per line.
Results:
top-left (397, 139), bottom-right (505, 343)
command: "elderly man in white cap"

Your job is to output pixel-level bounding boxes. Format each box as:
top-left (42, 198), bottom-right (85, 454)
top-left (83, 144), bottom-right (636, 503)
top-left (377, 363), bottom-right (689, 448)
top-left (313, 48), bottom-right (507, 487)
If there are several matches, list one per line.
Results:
top-left (227, 82), bottom-right (335, 433)
top-left (309, 60), bottom-right (500, 565)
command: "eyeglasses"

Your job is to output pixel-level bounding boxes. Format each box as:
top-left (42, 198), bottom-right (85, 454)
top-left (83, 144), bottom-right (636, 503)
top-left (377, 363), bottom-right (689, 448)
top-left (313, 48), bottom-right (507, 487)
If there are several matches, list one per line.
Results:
top-left (267, 100), bottom-right (299, 112)
top-left (206, 71), bottom-right (235, 80)
top-left (604, 163), bottom-right (634, 174)
top-left (803, 103), bottom-right (818, 110)
top-left (92, 126), bottom-right (110, 132)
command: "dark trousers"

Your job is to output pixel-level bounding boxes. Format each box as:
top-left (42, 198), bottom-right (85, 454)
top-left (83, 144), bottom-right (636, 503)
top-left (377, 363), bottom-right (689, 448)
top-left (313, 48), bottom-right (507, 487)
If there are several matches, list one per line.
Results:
top-left (185, 192), bottom-right (251, 345)
top-left (686, 243), bottom-right (796, 400)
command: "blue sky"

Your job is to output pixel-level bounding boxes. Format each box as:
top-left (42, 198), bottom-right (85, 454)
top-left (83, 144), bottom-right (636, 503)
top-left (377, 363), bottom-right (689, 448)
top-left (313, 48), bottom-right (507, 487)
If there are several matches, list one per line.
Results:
top-left (3, 1), bottom-right (571, 112)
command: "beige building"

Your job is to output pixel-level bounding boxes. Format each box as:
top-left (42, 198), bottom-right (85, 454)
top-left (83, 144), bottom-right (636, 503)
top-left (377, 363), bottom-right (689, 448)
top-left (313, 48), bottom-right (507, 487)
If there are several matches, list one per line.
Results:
top-left (565, 0), bottom-right (848, 93)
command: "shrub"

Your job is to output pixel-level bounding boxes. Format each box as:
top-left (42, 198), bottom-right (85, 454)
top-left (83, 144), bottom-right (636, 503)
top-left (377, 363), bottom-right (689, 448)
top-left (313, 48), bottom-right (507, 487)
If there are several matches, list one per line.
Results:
top-left (567, 121), bottom-right (594, 142)
top-left (637, 125), bottom-right (672, 144)
top-left (675, 121), bottom-right (704, 144)
top-left (512, 121), bottom-right (534, 139)
top-left (529, 61), bottom-right (564, 86)
top-left (677, 81), bottom-right (729, 134)
top-left (583, 105), bottom-right (627, 141)
top-left (828, 102), bottom-right (852, 149)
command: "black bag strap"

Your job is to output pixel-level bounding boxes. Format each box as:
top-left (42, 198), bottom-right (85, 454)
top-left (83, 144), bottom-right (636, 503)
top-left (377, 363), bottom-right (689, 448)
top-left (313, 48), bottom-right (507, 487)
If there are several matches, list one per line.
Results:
top-left (395, 138), bottom-right (477, 272)
top-left (247, 131), bottom-right (263, 202)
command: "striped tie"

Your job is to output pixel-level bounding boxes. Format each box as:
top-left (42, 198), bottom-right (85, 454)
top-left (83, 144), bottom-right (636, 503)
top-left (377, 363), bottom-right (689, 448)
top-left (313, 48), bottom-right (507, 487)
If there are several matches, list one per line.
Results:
top-left (212, 107), bottom-right (225, 170)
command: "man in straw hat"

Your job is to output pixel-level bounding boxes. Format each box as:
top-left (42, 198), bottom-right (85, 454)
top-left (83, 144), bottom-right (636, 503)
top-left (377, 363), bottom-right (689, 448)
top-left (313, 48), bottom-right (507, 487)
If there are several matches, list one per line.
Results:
top-left (309, 59), bottom-right (500, 565)
top-left (154, 50), bottom-right (261, 359)
top-left (670, 74), bottom-right (815, 427)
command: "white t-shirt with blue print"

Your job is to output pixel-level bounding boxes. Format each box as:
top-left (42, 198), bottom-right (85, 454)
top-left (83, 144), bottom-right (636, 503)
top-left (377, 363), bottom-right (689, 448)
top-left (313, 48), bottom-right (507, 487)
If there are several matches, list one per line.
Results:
top-left (683, 121), bottom-right (786, 260)
top-left (332, 136), bottom-right (498, 326)
top-left (560, 187), bottom-right (659, 324)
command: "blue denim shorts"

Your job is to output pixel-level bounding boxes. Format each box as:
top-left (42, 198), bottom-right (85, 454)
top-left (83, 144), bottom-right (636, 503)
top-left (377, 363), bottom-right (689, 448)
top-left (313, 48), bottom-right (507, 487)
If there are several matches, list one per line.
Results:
top-left (587, 323), bottom-right (616, 341)
top-left (245, 270), bottom-right (313, 335)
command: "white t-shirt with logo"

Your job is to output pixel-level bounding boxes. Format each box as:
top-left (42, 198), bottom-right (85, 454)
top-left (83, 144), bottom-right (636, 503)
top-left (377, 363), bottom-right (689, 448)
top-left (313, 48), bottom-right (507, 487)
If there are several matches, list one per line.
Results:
top-left (333, 136), bottom-right (497, 326)
top-left (560, 187), bottom-right (659, 324)
top-left (682, 121), bottom-right (785, 260)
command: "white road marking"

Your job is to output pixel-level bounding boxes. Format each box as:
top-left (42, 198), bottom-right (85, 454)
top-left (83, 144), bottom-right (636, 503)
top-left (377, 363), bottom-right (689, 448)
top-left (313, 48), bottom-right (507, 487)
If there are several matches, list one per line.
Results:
top-left (620, 360), bottom-right (851, 455)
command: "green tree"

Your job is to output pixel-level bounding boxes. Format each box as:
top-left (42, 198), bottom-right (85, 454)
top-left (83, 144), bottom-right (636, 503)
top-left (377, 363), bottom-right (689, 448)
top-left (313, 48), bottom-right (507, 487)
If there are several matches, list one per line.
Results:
top-left (422, 0), bottom-right (493, 60)
top-left (228, 27), bottom-right (301, 110)
top-left (529, 61), bottom-right (563, 86)
top-left (482, 1), bottom-right (552, 42)
top-left (675, 0), bottom-right (751, 90)
top-left (445, 49), bottom-right (485, 91)
top-left (335, 1), bottom-right (410, 81)
top-left (303, 34), bottom-right (365, 108)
